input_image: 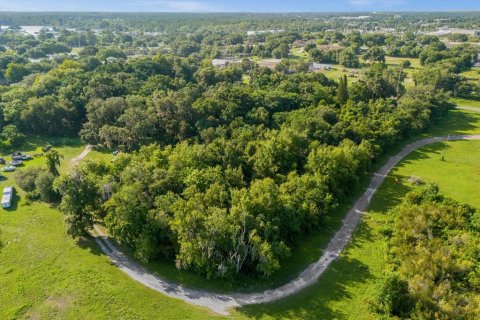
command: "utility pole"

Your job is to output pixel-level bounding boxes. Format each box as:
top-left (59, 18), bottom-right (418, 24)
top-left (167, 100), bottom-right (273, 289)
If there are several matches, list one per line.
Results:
top-left (441, 134), bottom-right (450, 161)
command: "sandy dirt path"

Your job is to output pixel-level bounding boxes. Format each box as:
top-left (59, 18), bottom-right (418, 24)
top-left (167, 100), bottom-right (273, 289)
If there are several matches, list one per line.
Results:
top-left (70, 144), bottom-right (92, 166)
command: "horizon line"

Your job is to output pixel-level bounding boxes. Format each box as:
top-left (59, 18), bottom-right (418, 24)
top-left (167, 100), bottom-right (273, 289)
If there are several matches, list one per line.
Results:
top-left (0, 10), bottom-right (479, 14)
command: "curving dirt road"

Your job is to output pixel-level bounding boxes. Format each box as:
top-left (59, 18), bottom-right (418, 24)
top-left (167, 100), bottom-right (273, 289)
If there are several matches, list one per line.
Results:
top-left (70, 144), bottom-right (92, 166)
top-left (89, 107), bottom-right (480, 315)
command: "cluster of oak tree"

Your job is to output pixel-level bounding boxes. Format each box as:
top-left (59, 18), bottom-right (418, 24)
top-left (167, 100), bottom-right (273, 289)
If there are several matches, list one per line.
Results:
top-left (1, 17), bottom-right (476, 280)
top-left (48, 62), bottom-right (454, 279)
top-left (372, 185), bottom-right (480, 319)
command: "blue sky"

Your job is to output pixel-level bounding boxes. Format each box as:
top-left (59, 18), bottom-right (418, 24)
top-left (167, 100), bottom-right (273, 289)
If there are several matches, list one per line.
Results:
top-left (1, 0), bottom-right (479, 12)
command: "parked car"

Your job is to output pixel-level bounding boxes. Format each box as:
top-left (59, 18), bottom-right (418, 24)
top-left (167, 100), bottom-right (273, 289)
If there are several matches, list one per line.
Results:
top-left (8, 160), bottom-right (22, 166)
top-left (0, 157), bottom-right (5, 165)
top-left (42, 145), bottom-right (52, 152)
top-left (2, 186), bottom-right (13, 208)
top-left (3, 166), bottom-right (15, 172)
top-left (12, 155), bottom-right (23, 161)
top-left (21, 154), bottom-right (32, 160)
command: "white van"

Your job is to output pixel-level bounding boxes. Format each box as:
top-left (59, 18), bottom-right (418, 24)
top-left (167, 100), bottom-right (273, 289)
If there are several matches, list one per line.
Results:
top-left (2, 186), bottom-right (13, 209)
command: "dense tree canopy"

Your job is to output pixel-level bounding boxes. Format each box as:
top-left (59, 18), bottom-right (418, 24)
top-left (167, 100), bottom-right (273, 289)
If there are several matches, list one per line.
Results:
top-left (0, 12), bottom-right (475, 281)
top-left (372, 186), bottom-right (480, 319)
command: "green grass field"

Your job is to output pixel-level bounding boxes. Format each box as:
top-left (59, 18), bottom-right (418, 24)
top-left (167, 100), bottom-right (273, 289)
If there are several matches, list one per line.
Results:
top-left (84, 146), bottom-right (116, 163)
top-left (0, 138), bottom-right (223, 320)
top-left (320, 64), bottom-right (361, 83)
top-left (424, 108), bottom-right (480, 136)
top-left (384, 56), bottom-right (421, 88)
top-left (451, 97), bottom-right (480, 108)
top-left (0, 136), bottom-right (85, 177)
top-left (460, 68), bottom-right (480, 81)
top-left (384, 56), bottom-right (421, 69)
top-left (290, 47), bottom-right (308, 60)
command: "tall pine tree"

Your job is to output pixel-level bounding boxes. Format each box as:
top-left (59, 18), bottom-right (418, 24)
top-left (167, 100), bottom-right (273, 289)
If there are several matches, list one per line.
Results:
top-left (337, 75), bottom-right (348, 104)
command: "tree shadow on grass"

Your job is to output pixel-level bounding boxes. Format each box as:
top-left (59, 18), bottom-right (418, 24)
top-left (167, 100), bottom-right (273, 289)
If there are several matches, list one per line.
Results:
top-left (367, 144), bottom-right (448, 213)
top-left (347, 216), bottom-right (377, 251)
top-left (428, 110), bottom-right (480, 135)
top-left (237, 257), bottom-right (375, 320)
top-left (368, 175), bottom-right (413, 213)
top-left (92, 146), bottom-right (113, 154)
top-left (10, 136), bottom-right (82, 154)
top-left (76, 236), bottom-right (106, 257)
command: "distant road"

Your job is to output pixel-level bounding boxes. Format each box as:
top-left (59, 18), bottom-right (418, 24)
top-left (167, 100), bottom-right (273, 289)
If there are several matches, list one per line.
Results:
top-left (90, 107), bottom-right (480, 315)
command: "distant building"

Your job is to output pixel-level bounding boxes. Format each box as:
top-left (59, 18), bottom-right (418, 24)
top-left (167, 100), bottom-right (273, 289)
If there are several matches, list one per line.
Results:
top-left (247, 29), bottom-right (284, 36)
top-left (212, 59), bottom-right (229, 67)
top-left (211, 58), bottom-right (242, 68)
top-left (309, 62), bottom-right (331, 72)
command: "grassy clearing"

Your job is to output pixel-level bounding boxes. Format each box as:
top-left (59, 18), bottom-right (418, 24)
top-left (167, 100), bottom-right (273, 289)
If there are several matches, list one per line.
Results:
top-left (290, 47), bottom-right (308, 60)
top-left (460, 68), bottom-right (480, 81)
top-left (242, 74), bottom-right (251, 84)
top-left (0, 138), bottom-right (222, 320)
top-left (84, 146), bottom-right (116, 163)
top-left (320, 64), bottom-right (360, 83)
top-left (0, 202), bottom-right (222, 320)
top-left (450, 97), bottom-right (480, 108)
top-left (385, 56), bottom-right (421, 69)
top-left (420, 108), bottom-right (480, 136)
top-left (384, 56), bottom-right (421, 88)
top-left (0, 136), bottom-right (84, 178)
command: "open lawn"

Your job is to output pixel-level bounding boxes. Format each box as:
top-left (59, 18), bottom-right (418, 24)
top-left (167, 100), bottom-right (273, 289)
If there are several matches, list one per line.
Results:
top-left (385, 56), bottom-right (421, 69)
top-left (0, 203), bottom-right (222, 319)
top-left (0, 136), bottom-right (84, 176)
top-left (84, 146), bottom-right (116, 163)
top-left (318, 64), bottom-right (360, 83)
top-left (460, 68), bottom-right (480, 81)
top-left (290, 47), bottom-right (308, 60)
top-left (451, 97), bottom-right (480, 108)
top-left (422, 108), bottom-right (480, 136)
top-left (0, 139), bottom-right (222, 320)
top-left (385, 56), bottom-right (421, 88)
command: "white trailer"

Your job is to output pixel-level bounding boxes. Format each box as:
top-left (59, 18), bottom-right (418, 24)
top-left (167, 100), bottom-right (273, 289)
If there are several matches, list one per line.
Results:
top-left (2, 186), bottom-right (13, 208)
